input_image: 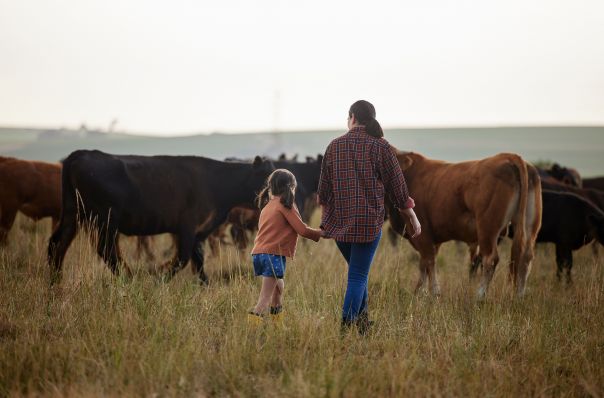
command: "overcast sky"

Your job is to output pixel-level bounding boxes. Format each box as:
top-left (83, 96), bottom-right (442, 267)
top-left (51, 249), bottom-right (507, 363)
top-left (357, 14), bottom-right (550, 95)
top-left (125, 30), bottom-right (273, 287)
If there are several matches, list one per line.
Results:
top-left (1, 0), bottom-right (603, 136)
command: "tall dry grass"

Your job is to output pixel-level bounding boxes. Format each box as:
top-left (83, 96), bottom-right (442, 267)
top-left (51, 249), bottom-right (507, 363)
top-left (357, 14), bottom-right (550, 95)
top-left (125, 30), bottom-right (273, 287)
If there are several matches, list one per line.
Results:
top-left (1, 213), bottom-right (603, 397)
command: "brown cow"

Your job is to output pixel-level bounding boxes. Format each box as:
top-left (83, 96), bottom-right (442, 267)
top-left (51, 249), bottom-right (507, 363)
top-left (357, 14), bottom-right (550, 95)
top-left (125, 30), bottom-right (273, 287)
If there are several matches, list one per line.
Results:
top-left (0, 157), bottom-right (61, 244)
top-left (388, 152), bottom-right (542, 298)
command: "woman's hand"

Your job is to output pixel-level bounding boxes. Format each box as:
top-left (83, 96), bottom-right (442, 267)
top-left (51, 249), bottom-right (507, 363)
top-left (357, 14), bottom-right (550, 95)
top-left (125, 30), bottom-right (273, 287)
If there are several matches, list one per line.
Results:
top-left (401, 208), bottom-right (421, 238)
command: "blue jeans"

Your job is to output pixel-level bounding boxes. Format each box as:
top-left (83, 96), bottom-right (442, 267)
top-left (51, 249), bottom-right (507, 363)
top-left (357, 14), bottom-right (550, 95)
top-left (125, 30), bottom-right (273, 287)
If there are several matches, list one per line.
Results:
top-left (336, 231), bottom-right (382, 322)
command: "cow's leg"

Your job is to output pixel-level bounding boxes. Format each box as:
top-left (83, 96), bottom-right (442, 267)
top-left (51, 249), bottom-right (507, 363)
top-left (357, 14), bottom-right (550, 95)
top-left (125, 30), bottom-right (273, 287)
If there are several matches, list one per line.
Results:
top-left (414, 257), bottom-right (429, 293)
top-left (468, 243), bottom-right (482, 278)
top-left (191, 233), bottom-right (208, 284)
top-left (0, 206), bottom-right (18, 246)
top-left (555, 245), bottom-right (573, 285)
top-left (427, 244), bottom-right (442, 295)
top-left (230, 223), bottom-right (247, 250)
top-left (135, 236), bottom-right (155, 262)
top-left (476, 237), bottom-right (500, 300)
top-left (50, 217), bottom-right (60, 234)
top-left (96, 224), bottom-right (127, 276)
top-left (163, 232), bottom-right (195, 278)
top-left (48, 216), bottom-right (78, 282)
top-left (414, 243), bottom-right (438, 294)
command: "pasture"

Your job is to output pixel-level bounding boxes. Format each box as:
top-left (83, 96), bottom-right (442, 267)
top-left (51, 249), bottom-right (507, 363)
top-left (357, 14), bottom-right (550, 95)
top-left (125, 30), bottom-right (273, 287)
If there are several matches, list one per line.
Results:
top-left (1, 213), bottom-right (603, 397)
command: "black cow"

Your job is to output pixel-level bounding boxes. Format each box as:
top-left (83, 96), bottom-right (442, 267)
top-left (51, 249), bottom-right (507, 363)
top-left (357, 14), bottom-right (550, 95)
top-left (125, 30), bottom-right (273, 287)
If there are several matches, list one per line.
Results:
top-left (583, 177), bottom-right (604, 192)
top-left (274, 155), bottom-right (323, 221)
top-left (48, 150), bottom-right (274, 283)
top-left (470, 190), bottom-right (604, 284)
top-left (222, 154), bottom-right (324, 250)
top-left (537, 163), bottom-right (582, 187)
top-left (541, 178), bottom-right (604, 211)
top-left (534, 190), bottom-right (604, 283)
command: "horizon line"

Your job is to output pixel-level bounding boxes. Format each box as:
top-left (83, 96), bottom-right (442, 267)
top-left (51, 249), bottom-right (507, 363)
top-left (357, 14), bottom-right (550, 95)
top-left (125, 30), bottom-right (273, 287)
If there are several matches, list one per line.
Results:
top-left (1, 122), bottom-right (603, 138)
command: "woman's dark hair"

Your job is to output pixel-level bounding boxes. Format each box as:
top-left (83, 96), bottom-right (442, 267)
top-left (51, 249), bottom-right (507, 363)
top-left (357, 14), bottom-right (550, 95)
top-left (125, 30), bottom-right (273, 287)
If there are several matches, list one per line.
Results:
top-left (349, 100), bottom-right (383, 138)
top-left (256, 169), bottom-right (297, 210)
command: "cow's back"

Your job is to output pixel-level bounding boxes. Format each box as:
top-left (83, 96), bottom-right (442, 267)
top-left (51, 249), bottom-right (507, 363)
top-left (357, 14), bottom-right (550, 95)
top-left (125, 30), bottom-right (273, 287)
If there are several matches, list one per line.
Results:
top-left (403, 153), bottom-right (527, 243)
top-left (539, 190), bottom-right (600, 249)
top-left (0, 156), bottom-right (61, 219)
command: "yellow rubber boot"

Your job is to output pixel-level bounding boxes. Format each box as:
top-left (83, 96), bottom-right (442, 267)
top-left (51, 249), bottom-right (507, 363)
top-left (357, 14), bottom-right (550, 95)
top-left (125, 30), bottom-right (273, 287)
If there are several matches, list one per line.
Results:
top-left (269, 306), bottom-right (285, 329)
top-left (247, 312), bottom-right (264, 328)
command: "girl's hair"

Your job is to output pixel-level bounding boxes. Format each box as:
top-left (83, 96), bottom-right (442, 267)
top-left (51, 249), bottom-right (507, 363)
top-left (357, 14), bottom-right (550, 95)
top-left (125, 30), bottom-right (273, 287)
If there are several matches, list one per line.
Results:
top-left (256, 169), bottom-right (297, 210)
top-left (349, 100), bottom-right (383, 138)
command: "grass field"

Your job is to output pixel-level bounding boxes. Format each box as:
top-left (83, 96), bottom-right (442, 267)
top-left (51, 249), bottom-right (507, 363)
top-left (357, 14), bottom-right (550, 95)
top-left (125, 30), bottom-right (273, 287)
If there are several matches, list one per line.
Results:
top-left (1, 213), bottom-right (603, 397)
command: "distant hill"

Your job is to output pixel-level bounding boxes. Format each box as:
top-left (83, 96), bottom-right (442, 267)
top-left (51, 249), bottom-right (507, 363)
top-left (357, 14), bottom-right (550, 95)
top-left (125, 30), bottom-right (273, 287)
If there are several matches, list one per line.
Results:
top-left (1, 125), bottom-right (603, 176)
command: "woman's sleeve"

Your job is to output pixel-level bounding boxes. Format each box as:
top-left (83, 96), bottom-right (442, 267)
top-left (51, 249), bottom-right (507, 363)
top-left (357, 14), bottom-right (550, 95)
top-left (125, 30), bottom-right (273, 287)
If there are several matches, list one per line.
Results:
top-left (380, 144), bottom-right (415, 210)
top-left (317, 144), bottom-right (333, 205)
top-left (281, 206), bottom-right (322, 242)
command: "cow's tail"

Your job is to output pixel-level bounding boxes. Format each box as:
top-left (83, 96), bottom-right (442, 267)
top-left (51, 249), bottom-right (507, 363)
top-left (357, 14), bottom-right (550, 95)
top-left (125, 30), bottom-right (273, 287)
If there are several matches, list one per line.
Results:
top-left (48, 151), bottom-right (84, 276)
top-left (509, 154), bottom-right (530, 293)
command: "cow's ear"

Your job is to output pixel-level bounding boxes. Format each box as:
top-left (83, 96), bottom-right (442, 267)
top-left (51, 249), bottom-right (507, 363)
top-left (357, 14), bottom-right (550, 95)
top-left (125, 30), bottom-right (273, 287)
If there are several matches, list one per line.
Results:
top-left (400, 154), bottom-right (414, 171)
top-left (317, 154), bottom-right (323, 163)
top-left (253, 155), bottom-right (263, 167)
top-left (552, 163), bottom-right (561, 172)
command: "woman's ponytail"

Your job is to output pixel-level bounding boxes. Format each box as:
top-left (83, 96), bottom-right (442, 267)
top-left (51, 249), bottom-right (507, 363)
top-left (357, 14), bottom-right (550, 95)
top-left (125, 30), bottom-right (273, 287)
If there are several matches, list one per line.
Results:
top-left (365, 118), bottom-right (383, 138)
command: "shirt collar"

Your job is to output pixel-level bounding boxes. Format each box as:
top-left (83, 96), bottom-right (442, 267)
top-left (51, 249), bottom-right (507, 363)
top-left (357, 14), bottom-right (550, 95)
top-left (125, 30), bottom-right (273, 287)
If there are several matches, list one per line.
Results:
top-left (347, 125), bottom-right (367, 135)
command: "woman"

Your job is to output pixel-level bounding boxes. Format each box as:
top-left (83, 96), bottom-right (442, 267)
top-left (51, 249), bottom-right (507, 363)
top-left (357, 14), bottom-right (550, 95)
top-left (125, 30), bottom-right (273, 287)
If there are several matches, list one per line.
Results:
top-left (318, 100), bottom-right (421, 334)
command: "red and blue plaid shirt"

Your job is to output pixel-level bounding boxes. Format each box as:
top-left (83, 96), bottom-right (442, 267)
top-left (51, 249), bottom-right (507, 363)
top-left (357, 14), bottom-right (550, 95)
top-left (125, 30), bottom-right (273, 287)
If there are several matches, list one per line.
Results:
top-left (317, 126), bottom-right (415, 243)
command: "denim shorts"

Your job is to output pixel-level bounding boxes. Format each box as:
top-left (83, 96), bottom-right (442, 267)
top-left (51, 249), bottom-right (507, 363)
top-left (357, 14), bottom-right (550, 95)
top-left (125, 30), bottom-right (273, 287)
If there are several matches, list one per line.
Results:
top-left (252, 253), bottom-right (287, 278)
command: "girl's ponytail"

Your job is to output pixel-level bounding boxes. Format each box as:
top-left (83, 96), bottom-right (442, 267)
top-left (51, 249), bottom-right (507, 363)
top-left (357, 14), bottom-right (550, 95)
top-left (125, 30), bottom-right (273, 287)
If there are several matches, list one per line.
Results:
top-left (280, 185), bottom-right (295, 210)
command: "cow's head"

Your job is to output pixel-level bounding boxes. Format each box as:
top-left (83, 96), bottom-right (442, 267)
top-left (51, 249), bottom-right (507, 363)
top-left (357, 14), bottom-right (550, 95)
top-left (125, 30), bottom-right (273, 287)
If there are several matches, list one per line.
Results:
top-left (550, 163), bottom-right (582, 187)
top-left (588, 212), bottom-right (604, 245)
top-left (248, 156), bottom-right (275, 192)
top-left (397, 151), bottom-right (420, 172)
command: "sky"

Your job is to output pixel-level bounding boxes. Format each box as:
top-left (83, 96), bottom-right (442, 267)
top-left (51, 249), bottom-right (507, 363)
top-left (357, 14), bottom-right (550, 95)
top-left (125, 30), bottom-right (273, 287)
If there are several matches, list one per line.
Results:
top-left (1, 0), bottom-right (603, 136)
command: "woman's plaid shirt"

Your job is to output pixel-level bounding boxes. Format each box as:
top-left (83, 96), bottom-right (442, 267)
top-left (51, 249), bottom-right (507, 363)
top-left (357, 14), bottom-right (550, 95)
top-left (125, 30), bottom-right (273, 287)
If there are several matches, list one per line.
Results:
top-left (317, 126), bottom-right (415, 243)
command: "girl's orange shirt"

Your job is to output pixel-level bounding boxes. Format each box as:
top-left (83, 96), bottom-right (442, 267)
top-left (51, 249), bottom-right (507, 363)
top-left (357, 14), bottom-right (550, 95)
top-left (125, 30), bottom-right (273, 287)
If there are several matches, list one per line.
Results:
top-left (251, 197), bottom-right (321, 258)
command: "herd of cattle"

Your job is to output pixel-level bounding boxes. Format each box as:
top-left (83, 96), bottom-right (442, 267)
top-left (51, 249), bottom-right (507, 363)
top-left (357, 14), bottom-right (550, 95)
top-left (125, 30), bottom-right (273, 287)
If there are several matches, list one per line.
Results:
top-left (1, 148), bottom-right (603, 298)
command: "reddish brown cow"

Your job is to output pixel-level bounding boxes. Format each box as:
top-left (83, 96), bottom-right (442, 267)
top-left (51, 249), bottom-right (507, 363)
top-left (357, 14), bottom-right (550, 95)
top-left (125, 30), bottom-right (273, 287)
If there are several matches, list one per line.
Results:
top-left (0, 157), bottom-right (61, 244)
top-left (388, 152), bottom-right (542, 298)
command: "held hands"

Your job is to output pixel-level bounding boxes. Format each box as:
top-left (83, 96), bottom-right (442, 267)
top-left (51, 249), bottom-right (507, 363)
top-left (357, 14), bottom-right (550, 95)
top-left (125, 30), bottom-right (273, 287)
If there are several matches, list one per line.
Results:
top-left (319, 229), bottom-right (332, 239)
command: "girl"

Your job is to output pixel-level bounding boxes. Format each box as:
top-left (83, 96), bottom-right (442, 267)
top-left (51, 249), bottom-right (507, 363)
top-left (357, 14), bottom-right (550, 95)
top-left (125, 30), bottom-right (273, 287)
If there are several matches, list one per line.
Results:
top-left (248, 168), bottom-right (323, 324)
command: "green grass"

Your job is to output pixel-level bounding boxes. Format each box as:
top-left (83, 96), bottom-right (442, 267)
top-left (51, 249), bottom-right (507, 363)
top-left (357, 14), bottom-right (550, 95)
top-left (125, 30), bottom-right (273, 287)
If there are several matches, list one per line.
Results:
top-left (1, 213), bottom-right (603, 397)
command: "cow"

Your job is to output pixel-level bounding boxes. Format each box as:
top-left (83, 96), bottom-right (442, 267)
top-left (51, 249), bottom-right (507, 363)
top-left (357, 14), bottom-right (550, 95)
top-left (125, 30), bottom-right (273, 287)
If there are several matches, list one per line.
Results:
top-left (212, 154), bottom-right (324, 251)
top-left (470, 190), bottom-right (604, 284)
top-left (537, 163), bottom-right (582, 187)
top-left (0, 156), bottom-right (61, 245)
top-left (524, 190), bottom-right (604, 283)
top-left (583, 177), bottom-right (604, 192)
top-left (48, 150), bottom-right (274, 283)
top-left (387, 151), bottom-right (542, 299)
top-left (541, 179), bottom-right (604, 211)
top-left (540, 177), bottom-right (604, 260)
